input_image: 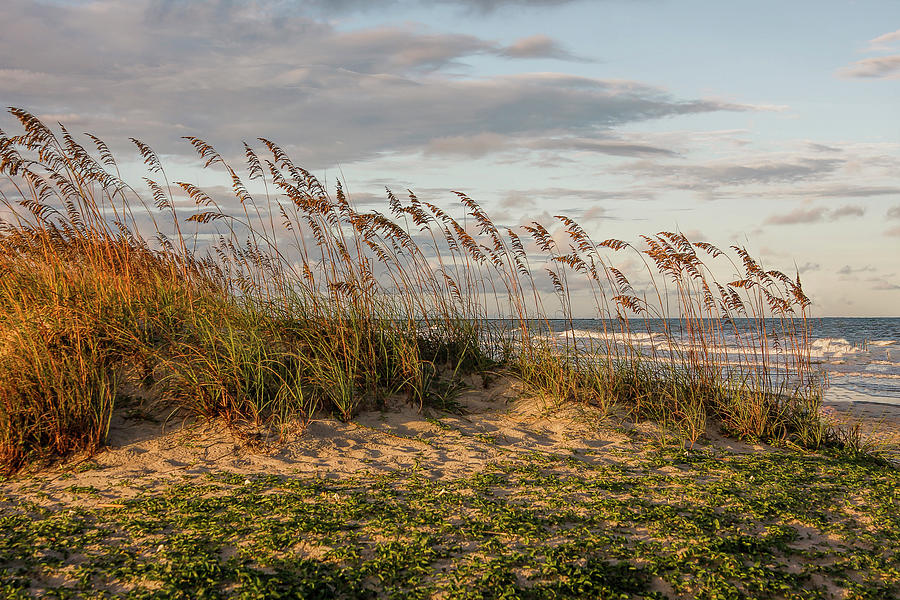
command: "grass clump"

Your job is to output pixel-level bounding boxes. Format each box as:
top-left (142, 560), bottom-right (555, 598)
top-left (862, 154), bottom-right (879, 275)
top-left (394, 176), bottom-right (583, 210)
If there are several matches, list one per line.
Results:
top-left (0, 234), bottom-right (177, 472)
top-left (0, 108), bottom-right (851, 473)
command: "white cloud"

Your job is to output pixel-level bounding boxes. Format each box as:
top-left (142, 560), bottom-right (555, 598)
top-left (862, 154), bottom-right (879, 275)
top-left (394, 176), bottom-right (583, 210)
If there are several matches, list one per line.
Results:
top-left (499, 35), bottom-right (590, 61)
top-left (830, 205), bottom-right (865, 219)
top-left (839, 29), bottom-right (900, 79)
top-left (764, 204), bottom-right (865, 226)
top-left (765, 207), bottom-right (828, 225)
top-left (866, 28), bottom-right (900, 51)
top-left (838, 55), bottom-right (900, 79)
top-left (837, 264), bottom-right (876, 276)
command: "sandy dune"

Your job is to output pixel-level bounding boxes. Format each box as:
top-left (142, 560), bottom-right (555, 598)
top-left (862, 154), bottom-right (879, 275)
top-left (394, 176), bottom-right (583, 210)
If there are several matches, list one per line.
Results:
top-left (3, 378), bottom-right (897, 505)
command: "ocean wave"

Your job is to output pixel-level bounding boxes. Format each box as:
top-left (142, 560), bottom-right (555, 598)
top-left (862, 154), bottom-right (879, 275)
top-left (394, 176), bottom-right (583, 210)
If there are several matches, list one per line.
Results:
top-left (829, 370), bottom-right (900, 379)
top-left (558, 330), bottom-right (900, 374)
top-left (561, 329), bottom-right (663, 343)
top-left (809, 337), bottom-right (863, 357)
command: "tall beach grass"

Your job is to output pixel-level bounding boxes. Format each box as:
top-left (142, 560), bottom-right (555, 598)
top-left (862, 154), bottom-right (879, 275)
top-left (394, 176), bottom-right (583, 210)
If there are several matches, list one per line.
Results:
top-left (0, 108), bottom-right (831, 473)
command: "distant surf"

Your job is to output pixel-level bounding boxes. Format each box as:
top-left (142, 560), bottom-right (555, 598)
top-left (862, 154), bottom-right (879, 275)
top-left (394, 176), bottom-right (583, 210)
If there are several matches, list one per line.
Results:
top-left (538, 317), bottom-right (900, 407)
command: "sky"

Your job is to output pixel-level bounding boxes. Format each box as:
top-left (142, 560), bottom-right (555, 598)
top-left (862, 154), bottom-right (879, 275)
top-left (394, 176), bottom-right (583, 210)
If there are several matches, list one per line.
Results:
top-left (1, 0), bottom-right (899, 316)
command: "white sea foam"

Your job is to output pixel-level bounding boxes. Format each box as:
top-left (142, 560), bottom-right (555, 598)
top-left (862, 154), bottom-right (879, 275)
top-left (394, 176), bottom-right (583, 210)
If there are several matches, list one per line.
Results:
top-left (561, 329), bottom-right (662, 344)
top-left (831, 370), bottom-right (900, 379)
top-left (809, 337), bottom-right (863, 358)
top-left (555, 320), bottom-right (900, 403)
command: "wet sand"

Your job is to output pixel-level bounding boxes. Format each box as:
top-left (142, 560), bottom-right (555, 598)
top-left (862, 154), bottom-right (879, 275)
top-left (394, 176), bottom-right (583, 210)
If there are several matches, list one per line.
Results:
top-left (823, 388), bottom-right (900, 445)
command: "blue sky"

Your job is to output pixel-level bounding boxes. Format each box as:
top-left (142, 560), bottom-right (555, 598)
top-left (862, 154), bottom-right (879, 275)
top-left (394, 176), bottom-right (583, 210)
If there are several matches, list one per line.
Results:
top-left (2, 0), bottom-right (899, 315)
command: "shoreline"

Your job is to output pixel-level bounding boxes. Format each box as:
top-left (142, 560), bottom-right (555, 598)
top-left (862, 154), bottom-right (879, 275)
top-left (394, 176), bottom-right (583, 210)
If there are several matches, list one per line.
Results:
top-left (823, 395), bottom-right (900, 444)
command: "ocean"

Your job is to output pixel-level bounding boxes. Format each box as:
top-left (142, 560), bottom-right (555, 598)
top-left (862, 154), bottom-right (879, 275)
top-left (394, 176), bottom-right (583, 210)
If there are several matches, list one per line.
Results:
top-left (803, 318), bottom-right (900, 406)
top-left (533, 317), bottom-right (900, 407)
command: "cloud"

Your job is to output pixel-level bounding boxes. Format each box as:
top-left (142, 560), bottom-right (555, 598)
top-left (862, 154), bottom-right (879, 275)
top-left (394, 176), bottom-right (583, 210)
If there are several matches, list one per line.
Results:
top-left (764, 203), bottom-right (865, 225)
top-left (499, 35), bottom-right (589, 61)
top-left (302, 0), bottom-right (585, 15)
top-left (764, 207), bottom-right (828, 225)
top-left (807, 142), bottom-right (843, 153)
top-left (871, 279), bottom-right (900, 291)
top-left (499, 191), bottom-right (538, 209)
top-left (531, 136), bottom-right (677, 157)
top-left (626, 156), bottom-right (846, 195)
top-left (500, 187), bottom-right (653, 209)
top-left (802, 185), bottom-right (900, 199)
top-left (615, 140), bottom-right (900, 205)
top-left (579, 205), bottom-right (610, 221)
top-left (838, 29), bottom-right (900, 79)
top-left (837, 265), bottom-right (876, 276)
top-left (838, 55), bottom-right (900, 79)
top-left (797, 262), bottom-right (820, 273)
top-left (425, 132), bottom-right (678, 159)
top-left (695, 159), bottom-right (844, 185)
top-left (424, 133), bottom-right (510, 157)
top-left (447, 0), bottom-right (583, 12)
top-left (830, 205), bottom-right (865, 219)
top-left (0, 0), bottom-right (746, 168)
top-left (866, 29), bottom-right (900, 51)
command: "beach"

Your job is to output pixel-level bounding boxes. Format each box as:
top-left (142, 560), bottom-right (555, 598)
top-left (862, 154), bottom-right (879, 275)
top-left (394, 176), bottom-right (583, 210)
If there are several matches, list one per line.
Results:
top-left (1, 110), bottom-right (898, 598)
top-left (2, 377), bottom-right (898, 598)
top-left (822, 394), bottom-right (900, 446)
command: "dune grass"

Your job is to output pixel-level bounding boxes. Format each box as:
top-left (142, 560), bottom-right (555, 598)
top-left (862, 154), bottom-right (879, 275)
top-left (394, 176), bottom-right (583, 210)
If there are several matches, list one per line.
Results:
top-left (0, 108), bottom-right (843, 474)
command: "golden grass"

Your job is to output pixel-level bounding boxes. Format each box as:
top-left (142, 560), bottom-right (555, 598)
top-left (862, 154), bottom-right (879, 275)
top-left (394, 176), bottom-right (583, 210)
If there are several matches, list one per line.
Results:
top-left (0, 108), bottom-right (832, 473)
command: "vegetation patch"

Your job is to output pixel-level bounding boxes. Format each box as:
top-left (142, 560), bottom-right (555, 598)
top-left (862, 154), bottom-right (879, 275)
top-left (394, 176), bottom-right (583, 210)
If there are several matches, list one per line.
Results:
top-left (0, 109), bottom-right (849, 475)
top-left (1, 442), bottom-right (898, 599)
